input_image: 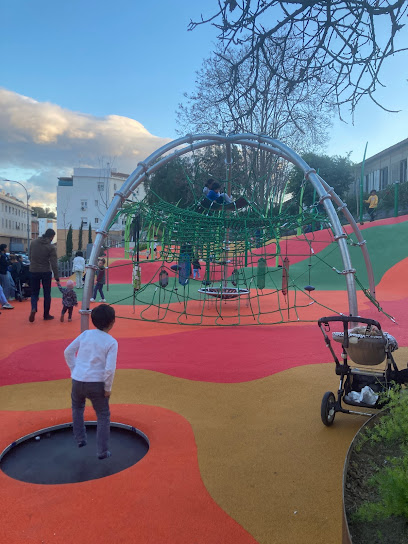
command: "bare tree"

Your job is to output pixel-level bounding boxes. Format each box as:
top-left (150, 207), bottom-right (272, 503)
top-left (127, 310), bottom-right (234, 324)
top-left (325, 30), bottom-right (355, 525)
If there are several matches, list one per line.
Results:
top-left (177, 43), bottom-right (331, 206)
top-left (59, 196), bottom-right (72, 242)
top-left (188, 1), bottom-right (408, 116)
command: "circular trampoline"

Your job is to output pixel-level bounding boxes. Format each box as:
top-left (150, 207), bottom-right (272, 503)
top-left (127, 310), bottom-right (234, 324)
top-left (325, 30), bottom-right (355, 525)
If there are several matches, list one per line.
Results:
top-left (0, 422), bottom-right (149, 485)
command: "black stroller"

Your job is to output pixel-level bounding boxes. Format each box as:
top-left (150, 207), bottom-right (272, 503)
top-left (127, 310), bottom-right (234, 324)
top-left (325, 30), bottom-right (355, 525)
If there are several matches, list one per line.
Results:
top-left (19, 264), bottom-right (31, 299)
top-left (318, 315), bottom-right (404, 426)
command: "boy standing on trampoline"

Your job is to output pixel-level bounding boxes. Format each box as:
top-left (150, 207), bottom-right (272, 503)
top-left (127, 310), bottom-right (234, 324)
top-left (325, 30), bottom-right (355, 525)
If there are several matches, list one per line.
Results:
top-left (64, 304), bottom-right (118, 459)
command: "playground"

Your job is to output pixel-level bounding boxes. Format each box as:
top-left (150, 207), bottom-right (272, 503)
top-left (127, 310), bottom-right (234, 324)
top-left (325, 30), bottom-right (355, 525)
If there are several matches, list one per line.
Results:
top-left (0, 214), bottom-right (407, 543)
top-left (1, 132), bottom-right (408, 543)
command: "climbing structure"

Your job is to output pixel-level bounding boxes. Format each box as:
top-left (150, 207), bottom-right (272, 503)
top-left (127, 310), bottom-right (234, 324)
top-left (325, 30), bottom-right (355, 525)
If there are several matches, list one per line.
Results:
top-left (107, 196), bottom-right (337, 325)
top-left (81, 133), bottom-right (376, 330)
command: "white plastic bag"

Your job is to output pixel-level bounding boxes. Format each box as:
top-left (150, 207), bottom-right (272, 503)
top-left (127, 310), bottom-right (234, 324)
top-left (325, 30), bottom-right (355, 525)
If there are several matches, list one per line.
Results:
top-left (344, 386), bottom-right (378, 405)
top-left (359, 386), bottom-right (378, 406)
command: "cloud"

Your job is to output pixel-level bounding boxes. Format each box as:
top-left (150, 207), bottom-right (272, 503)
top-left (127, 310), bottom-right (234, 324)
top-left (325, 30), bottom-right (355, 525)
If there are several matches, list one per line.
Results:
top-left (0, 88), bottom-right (172, 206)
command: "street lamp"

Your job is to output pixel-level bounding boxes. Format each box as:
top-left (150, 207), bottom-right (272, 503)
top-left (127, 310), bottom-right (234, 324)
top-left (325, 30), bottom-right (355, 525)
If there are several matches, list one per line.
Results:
top-left (2, 179), bottom-right (31, 253)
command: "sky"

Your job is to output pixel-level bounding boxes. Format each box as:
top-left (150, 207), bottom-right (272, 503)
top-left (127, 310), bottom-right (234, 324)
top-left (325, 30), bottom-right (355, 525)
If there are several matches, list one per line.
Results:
top-left (1, 0), bottom-right (407, 210)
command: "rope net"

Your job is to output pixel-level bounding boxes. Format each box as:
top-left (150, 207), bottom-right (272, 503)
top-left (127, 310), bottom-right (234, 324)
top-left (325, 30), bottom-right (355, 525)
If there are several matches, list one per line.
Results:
top-left (104, 191), bottom-right (359, 325)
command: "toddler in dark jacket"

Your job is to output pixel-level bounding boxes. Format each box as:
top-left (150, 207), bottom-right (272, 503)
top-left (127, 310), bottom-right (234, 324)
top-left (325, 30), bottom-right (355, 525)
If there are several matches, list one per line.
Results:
top-left (58, 279), bottom-right (78, 322)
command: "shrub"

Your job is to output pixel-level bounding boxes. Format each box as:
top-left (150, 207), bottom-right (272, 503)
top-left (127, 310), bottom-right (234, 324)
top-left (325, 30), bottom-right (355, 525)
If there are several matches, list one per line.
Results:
top-left (354, 388), bottom-right (408, 521)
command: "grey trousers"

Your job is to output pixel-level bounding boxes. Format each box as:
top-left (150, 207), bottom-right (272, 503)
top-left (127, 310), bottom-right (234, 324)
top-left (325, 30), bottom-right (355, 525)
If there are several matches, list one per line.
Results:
top-left (71, 379), bottom-right (110, 457)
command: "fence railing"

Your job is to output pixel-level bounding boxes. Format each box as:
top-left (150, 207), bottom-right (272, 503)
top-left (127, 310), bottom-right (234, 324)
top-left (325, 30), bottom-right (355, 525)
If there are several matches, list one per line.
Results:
top-left (58, 259), bottom-right (73, 278)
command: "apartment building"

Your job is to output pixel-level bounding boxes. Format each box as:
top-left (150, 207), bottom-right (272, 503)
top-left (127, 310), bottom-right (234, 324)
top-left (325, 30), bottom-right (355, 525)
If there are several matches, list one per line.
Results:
top-left (56, 166), bottom-right (145, 257)
top-left (0, 189), bottom-right (31, 251)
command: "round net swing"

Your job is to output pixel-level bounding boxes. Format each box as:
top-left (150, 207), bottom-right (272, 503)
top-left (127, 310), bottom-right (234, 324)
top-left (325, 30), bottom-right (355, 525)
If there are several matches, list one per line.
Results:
top-left (81, 133), bottom-right (387, 330)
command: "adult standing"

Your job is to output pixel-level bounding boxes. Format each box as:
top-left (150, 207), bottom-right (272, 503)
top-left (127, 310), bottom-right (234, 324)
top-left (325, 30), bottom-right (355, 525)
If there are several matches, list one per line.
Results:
top-left (29, 228), bottom-right (60, 322)
top-left (0, 244), bottom-right (13, 300)
top-left (0, 284), bottom-right (14, 310)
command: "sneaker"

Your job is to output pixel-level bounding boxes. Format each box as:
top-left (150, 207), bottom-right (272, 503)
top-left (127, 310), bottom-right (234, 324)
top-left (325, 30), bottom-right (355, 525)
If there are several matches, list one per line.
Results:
top-left (3, 303), bottom-right (14, 309)
top-left (90, 298), bottom-right (95, 302)
top-left (98, 451), bottom-right (111, 460)
top-left (60, 315), bottom-right (64, 322)
top-left (29, 310), bottom-right (36, 322)
top-left (68, 318), bottom-right (72, 322)
top-left (78, 440), bottom-right (87, 448)
top-left (101, 299), bottom-right (107, 302)
top-left (44, 315), bottom-right (54, 321)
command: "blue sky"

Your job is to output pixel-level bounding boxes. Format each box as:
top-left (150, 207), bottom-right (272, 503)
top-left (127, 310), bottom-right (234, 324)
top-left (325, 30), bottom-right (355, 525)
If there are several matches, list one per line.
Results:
top-left (1, 0), bottom-right (218, 136)
top-left (1, 0), bottom-right (407, 208)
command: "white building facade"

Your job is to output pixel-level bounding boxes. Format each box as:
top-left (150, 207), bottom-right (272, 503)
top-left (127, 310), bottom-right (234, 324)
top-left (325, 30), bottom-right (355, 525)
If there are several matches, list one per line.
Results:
top-left (38, 218), bottom-right (58, 240)
top-left (0, 189), bottom-right (31, 251)
top-left (56, 166), bottom-right (146, 256)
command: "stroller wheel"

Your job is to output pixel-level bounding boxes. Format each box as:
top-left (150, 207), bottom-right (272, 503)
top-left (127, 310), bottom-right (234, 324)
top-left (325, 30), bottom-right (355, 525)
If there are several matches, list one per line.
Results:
top-left (321, 391), bottom-right (336, 426)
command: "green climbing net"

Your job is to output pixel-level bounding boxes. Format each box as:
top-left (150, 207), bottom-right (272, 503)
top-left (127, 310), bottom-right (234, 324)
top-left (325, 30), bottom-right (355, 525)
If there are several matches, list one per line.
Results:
top-left (106, 185), bottom-right (360, 325)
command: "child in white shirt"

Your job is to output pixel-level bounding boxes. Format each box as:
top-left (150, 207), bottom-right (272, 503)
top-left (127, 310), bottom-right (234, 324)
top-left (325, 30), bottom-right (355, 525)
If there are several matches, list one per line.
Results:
top-left (64, 304), bottom-right (118, 459)
top-left (72, 251), bottom-right (86, 288)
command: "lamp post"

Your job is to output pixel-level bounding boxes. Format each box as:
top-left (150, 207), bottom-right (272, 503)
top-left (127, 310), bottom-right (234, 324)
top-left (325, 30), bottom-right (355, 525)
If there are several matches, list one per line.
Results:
top-left (2, 179), bottom-right (31, 253)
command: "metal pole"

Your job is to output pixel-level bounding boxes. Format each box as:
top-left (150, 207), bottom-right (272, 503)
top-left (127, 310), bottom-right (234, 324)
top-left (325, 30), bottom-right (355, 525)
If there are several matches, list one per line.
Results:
top-left (224, 142), bottom-right (233, 288)
top-left (394, 181), bottom-right (399, 218)
top-left (359, 143), bottom-right (368, 224)
top-left (297, 184), bottom-right (305, 236)
top-left (312, 188), bottom-right (317, 231)
top-left (26, 194), bottom-right (30, 252)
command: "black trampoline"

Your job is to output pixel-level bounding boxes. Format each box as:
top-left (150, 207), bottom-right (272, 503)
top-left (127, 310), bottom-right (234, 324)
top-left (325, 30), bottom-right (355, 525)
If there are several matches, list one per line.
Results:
top-left (0, 422), bottom-right (149, 485)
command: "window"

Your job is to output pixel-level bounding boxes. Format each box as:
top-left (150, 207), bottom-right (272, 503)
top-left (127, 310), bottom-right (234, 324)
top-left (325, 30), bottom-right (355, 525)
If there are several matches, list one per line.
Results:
top-left (114, 183), bottom-right (117, 190)
top-left (81, 217), bottom-right (88, 226)
top-left (400, 159), bottom-right (407, 183)
top-left (95, 200), bottom-right (98, 206)
top-left (380, 167), bottom-right (388, 190)
top-left (95, 218), bottom-right (99, 224)
top-left (98, 182), bottom-right (104, 191)
top-left (80, 199), bottom-right (88, 211)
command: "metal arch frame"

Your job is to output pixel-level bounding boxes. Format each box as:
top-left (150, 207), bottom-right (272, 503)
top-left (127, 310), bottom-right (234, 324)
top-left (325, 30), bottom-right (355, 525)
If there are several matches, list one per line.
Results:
top-left (80, 133), bottom-right (375, 331)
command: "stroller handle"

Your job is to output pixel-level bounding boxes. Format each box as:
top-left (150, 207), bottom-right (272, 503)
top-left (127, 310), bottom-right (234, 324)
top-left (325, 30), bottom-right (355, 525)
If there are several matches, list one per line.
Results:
top-left (317, 315), bottom-right (382, 331)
